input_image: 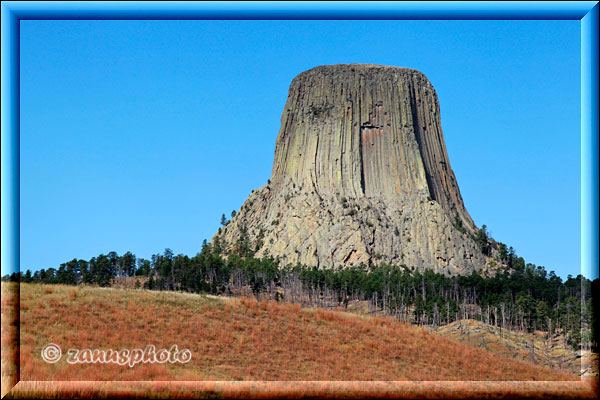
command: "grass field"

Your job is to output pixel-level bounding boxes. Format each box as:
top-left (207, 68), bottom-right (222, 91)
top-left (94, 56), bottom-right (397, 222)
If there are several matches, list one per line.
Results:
top-left (3, 282), bottom-right (596, 398)
top-left (434, 319), bottom-right (598, 377)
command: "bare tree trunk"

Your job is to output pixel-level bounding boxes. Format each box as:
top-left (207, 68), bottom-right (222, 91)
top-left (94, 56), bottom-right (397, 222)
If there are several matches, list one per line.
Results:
top-left (500, 303), bottom-right (505, 338)
top-left (493, 306), bottom-right (498, 334)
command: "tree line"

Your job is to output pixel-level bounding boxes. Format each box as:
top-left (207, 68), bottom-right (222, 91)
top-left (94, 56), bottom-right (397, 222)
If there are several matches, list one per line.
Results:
top-left (4, 239), bottom-right (598, 352)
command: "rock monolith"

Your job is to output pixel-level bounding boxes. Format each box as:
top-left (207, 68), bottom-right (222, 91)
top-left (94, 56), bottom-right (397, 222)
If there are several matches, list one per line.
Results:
top-left (213, 64), bottom-right (491, 274)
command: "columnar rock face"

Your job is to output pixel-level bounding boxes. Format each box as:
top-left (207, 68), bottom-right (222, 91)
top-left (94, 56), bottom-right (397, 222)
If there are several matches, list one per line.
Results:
top-left (213, 64), bottom-right (490, 274)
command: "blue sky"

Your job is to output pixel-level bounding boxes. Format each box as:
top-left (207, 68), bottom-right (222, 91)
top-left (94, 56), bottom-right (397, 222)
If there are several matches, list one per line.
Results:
top-left (18, 19), bottom-right (587, 279)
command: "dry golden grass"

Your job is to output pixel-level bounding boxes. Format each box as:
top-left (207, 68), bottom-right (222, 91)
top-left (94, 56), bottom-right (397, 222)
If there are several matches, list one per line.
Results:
top-left (4, 380), bottom-right (599, 399)
top-left (3, 282), bottom-right (596, 398)
top-left (2, 282), bottom-right (19, 397)
top-left (434, 319), bottom-right (599, 378)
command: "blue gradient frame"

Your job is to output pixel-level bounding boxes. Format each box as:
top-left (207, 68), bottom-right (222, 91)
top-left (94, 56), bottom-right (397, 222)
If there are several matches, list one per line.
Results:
top-left (0, 1), bottom-right (597, 20)
top-left (581, 4), bottom-right (599, 280)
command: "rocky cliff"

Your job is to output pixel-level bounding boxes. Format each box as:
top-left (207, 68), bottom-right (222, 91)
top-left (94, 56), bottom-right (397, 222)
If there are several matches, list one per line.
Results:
top-left (212, 64), bottom-right (492, 274)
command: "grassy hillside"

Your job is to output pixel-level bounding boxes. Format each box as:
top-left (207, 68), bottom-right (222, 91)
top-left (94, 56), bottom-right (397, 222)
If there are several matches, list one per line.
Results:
top-left (434, 319), bottom-right (598, 378)
top-left (3, 282), bottom-right (579, 384)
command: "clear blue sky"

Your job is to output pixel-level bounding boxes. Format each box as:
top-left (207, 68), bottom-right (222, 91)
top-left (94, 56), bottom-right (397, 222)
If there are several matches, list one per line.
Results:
top-left (18, 19), bottom-right (587, 279)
